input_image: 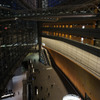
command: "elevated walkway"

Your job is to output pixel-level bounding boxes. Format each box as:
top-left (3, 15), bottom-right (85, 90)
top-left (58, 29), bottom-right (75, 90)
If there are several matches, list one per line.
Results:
top-left (42, 37), bottom-right (100, 79)
top-left (42, 37), bottom-right (100, 100)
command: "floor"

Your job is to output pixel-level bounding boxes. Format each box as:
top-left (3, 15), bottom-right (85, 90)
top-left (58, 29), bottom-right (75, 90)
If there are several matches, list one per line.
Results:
top-left (2, 67), bottom-right (26, 100)
top-left (2, 52), bottom-right (68, 100)
top-left (26, 52), bottom-right (68, 100)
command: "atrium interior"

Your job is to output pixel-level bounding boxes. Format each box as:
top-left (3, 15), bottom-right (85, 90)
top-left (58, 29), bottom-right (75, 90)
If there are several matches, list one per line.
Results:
top-left (0, 0), bottom-right (100, 100)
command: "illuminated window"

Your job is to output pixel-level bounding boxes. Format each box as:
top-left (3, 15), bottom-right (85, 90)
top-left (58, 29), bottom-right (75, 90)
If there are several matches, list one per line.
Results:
top-left (59, 25), bottom-right (61, 28)
top-left (62, 34), bottom-right (64, 37)
top-left (66, 25), bottom-right (68, 28)
top-left (53, 32), bottom-right (55, 36)
top-left (59, 33), bottom-right (61, 36)
top-left (62, 25), bottom-right (65, 28)
top-left (56, 25), bottom-right (58, 28)
top-left (54, 25), bottom-right (56, 28)
top-left (56, 32), bottom-right (58, 36)
top-left (66, 34), bottom-right (68, 38)
top-left (70, 25), bottom-right (72, 28)
top-left (69, 35), bottom-right (72, 39)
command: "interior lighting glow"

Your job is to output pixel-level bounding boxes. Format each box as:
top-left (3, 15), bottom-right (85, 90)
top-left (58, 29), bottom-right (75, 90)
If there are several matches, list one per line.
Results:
top-left (66, 34), bottom-right (68, 38)
top-left (36, 88), bottom-right (39, 95)
top-left (59, 25), bottom-right (61, 28)
top-left (82, 25), bottom-right (85, 29)
top-left (81, 37), bottom-right (84, 43)
top-left (42, 43), bottom-right (45, 46)
top-left (59, 33), bottom-right (61, 36)
top-left (47, 31), bottom-right (49, 34)
top-left (4, 27), bottom-right (7, 30)
top-left (56, 33), bottom-right (58, 36)
top-left (15, 17), bottom-right (18, 20)
top-left (66, 25), bottom-right (68, 28)
top-left (63, 94), bottom-right (81, 100)
top-left (62, 34), bottom-right (64, 37)
top-left (56, 25), bottom-right (58, 28)
top-left (69, 35), bottom-right (72, 39)
top-left (70, 25), bottom-right (72, 28)
top-left (33, 68), bottom-right (35, 73)
top-left (31, 64), bottom-right (34, 68)
top-left (54, 32), bottom-right (55, 35)
top-left (62, 25), bottom-right (65, 28)
top-left (1, 93), bottom-right (14, 98)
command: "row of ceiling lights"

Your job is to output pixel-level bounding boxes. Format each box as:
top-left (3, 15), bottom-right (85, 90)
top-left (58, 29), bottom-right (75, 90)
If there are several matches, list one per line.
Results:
top-left (0, 7), bottom-right (98, 18)
top-left (43, 24), bottom-right (95, 29)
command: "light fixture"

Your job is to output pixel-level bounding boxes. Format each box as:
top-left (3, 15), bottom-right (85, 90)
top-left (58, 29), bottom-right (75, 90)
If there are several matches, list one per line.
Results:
top-left (81, 37), bottom-right (84, 43)
top-left (63, 94), bottom-right (81, 100)
top-left (82, 25), bottom-right (85, 29)
top-left (42, 43), bottom-right (45, 46)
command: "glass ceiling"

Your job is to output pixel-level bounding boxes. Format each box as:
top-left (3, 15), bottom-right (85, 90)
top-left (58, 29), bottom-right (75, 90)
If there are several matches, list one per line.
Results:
top-left (0, 0), bottom-right (24, 10)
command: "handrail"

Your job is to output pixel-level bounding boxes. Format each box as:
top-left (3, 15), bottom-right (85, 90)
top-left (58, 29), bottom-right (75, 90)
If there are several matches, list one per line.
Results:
top-left (42, 34), bottom-right (100, 57)
top-left (42, 37), bottom-right (100, 79)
